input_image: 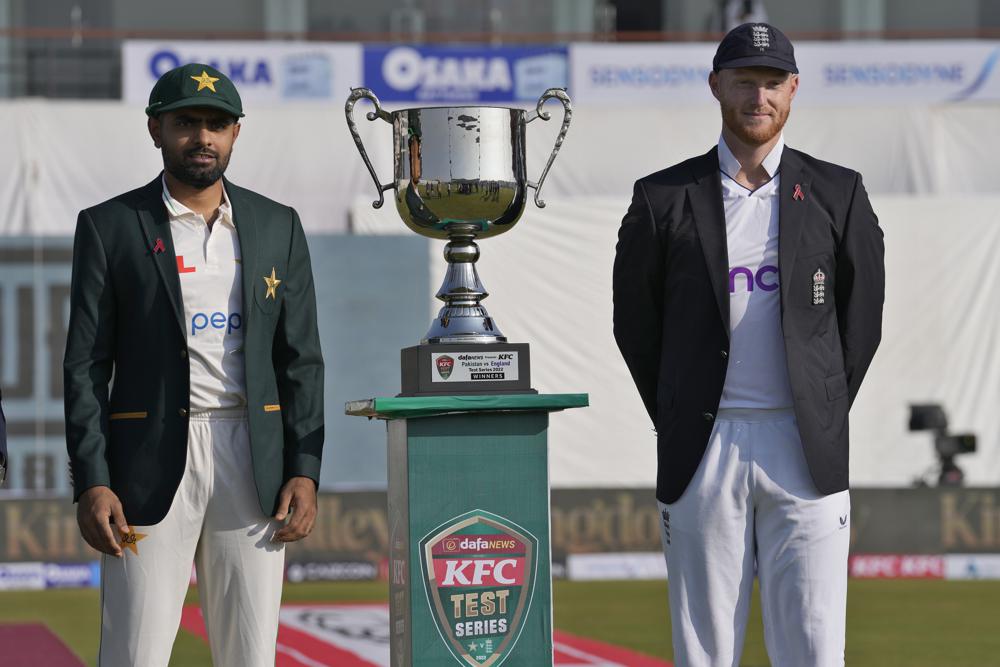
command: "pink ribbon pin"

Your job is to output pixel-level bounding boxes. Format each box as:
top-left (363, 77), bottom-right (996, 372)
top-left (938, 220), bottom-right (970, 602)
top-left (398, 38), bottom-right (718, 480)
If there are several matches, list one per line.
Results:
top-left (152, 238), bottom-right (166, 254)
top-left (793, 184), bottom-right (805, 201)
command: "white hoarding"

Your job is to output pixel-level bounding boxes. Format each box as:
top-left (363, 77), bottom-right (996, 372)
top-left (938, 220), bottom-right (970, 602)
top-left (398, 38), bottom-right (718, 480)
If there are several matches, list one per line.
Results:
top-left (571, 41), bottom-right (1000, 106)
top-left (122, 40), bottom-right (363, 108)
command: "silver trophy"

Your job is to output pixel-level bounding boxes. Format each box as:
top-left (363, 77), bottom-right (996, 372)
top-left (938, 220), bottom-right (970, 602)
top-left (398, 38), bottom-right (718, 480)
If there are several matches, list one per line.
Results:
top-left (346, 87), bottom-right (572, 344)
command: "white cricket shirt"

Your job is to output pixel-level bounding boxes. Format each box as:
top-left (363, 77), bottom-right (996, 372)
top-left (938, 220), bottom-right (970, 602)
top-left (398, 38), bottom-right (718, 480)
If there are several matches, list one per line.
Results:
top-left (163, 176), bottom-right (247, 410)
top-left (717, 135), bottom-right (794, 409)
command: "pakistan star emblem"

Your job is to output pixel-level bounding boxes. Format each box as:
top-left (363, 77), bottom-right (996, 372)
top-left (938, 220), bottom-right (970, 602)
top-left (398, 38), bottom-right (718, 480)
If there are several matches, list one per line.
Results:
top-left (263, 267), bottom-right (282, 299)
top-left (190, 70), bottom-right (219, 92)
top-left (119, 526), bottom-right (148, 555)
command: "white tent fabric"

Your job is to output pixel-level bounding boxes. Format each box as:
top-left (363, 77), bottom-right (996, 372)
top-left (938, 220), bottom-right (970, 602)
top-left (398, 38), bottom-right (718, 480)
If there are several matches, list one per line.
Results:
top-left (353, 194), bottom-right (1000, 488)
top-left (0, 100), bottom-right (999, 235)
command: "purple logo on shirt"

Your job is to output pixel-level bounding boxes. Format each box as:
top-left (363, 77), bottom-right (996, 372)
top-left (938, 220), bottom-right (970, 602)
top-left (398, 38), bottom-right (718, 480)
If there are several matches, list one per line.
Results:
top-left (729, 265), bottom-right (779, 293)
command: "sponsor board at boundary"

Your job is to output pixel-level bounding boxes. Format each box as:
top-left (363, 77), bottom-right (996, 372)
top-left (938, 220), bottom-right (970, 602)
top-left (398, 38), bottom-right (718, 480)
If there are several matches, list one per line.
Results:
top-left (0, 562), bottom-right (101, 590)
top-left (363, 45), bottom-right (568, 103)
top-left (567, 552), bottom-right (667, 581)
top-left (122, 40), bottom-right (363, 106)
top-left (571, 40), bottom-right (1000, 106)
top-left (849, 554), bottom-right (945, 579)
top-left (286, 561), bottom-right (380, 583)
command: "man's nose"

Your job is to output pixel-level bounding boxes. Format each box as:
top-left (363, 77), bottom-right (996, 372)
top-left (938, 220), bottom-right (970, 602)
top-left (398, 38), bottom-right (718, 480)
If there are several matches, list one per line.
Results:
top-left (194, 124), bottom-right (213, 145)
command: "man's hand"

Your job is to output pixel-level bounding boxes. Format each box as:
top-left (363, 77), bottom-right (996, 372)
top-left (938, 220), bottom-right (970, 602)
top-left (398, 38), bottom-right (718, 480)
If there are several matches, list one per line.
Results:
top-left (77, 486), bottom-right (128, 557)
top-left (273, 476), bottom-right (318, 542)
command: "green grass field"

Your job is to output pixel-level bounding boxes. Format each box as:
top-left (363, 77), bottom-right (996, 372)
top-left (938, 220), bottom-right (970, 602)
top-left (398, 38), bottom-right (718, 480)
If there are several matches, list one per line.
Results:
top-left (1, 579), bottom-right (998, 666)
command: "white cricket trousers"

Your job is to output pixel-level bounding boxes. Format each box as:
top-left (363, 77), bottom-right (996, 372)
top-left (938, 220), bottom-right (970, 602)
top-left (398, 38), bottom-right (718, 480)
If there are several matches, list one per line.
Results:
top-left (658, 408), bottom-right (849, 667)
top-left (99, 409), bottom-right (285, 667)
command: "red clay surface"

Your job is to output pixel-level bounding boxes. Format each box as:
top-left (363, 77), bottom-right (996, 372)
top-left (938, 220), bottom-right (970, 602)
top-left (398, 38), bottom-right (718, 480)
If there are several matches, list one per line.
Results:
top-left (181, 603), bottom-right (672, 667)
top-left (0, 623), bottom-right (85, 667)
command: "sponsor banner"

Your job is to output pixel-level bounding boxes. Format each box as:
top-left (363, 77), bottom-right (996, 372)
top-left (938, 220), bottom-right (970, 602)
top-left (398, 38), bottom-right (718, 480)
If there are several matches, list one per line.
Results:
top-left (3, 488), bottom-right (1000, 565)
top-left (944, 553), bottom-right (1000, 580)
top-left (431, 352), bottom-right (519, 383)
top-left (570, 41), bottom-right (1000, 106)
top-left (566, 552), bottom-right (667, 581)
top-left (122, 40), bottom-right (363, 107)
top-left (286, 561), bottom-right (380, 583)
top-left (363, 45), bottom-right (568, 104)
top-left (420, 510), bottom-right (538, 667)
top-left (569, 43), bottom-right (716, 107)
top-left (43, 562), bottom-right (100, 589)
top-left (0, 562), bottom-right (45, 590)
top-left (849, 554), bottom-right (945, 579)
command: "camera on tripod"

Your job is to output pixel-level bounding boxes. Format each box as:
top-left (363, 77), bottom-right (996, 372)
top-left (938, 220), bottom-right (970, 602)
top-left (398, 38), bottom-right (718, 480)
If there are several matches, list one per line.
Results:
top-left (909, 404), bottom-right (977, 486)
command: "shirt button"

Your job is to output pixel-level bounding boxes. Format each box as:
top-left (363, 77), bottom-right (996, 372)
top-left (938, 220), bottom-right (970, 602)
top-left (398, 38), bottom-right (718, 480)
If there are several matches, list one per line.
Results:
top-left (702, 412), bottom-right (715, 422)
top-left (179, 408), bottom-right (188, 417)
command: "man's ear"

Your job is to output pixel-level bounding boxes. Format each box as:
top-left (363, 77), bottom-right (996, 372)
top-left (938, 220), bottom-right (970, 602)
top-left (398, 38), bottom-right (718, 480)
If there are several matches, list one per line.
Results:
top-left (788, 73), bottom-right (799, 101)
top-left (148, 116), bottom-right (161, 149)
top-left (708, 70), bottom-right (721, 102)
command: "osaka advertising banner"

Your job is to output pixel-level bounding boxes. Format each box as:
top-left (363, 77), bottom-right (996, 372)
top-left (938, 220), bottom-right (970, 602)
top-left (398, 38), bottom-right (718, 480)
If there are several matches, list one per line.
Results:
top-left (363, 45), bottom-right (568, 103)
top-left (122, 40), bottom-right (362, 107)
top-left (571, 40), bottom-right (1000, 106)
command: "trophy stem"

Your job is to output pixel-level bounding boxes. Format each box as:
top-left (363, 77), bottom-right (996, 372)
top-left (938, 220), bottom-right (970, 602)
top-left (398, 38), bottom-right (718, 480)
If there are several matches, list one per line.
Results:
top-left (423, 229), bottom-right (506, 344)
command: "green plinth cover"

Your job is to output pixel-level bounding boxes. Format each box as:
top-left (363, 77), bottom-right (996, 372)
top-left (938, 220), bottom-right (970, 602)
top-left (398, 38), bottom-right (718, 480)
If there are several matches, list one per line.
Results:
top-left (348, 394), bottom-right (587, 667)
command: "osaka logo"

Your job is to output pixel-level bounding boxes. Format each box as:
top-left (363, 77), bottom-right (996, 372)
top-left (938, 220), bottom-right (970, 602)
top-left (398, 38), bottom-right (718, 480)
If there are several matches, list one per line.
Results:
top-left (420, 510), bottom-right (538, 667)
top-left (436, 355), bottom-right (455, 380)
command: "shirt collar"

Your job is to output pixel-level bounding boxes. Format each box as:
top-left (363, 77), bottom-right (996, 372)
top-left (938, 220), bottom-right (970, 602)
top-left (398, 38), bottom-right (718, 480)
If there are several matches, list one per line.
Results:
top-left (161, 174), bottom-right (234, 227)
top-left (717, 133), bottom-right (785, 181)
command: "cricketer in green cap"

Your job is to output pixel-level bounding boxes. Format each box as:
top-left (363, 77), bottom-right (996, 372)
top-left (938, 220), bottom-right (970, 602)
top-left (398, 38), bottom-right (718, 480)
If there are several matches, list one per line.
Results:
top-left (66, 56), bottom-right (324, 667)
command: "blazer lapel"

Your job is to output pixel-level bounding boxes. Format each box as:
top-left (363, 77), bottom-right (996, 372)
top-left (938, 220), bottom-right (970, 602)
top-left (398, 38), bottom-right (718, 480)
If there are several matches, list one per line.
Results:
top-left (136, 176), bottom-right (186, 340)
top-left (226, 179), bottom-right (258, 329)
top-left (687, 147), bottom-right (731, 334)
top-left (778, 149), bottom-right (811, 308)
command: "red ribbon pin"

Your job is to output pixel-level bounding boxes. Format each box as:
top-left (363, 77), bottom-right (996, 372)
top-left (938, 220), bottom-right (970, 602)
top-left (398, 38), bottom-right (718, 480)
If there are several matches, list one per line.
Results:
top-left (152, 238), bottom-right (166, 254)
top-left (793, 183), bottom-right (805, 201)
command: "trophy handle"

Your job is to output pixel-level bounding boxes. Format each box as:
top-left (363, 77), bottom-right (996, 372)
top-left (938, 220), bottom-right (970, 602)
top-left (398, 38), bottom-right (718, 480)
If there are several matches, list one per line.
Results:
top-left (524, 87), bottom-right (572, 209)
top-left (346, 87), bottom-right (394, 209)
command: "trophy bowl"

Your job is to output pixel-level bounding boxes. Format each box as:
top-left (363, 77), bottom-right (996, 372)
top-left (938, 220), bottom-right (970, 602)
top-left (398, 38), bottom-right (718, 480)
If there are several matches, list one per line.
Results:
top-left (346, 87), bottom-right (571, 344)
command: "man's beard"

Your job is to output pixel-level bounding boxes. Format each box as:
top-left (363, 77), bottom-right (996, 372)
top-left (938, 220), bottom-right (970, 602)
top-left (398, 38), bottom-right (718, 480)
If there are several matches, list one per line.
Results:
top-left (162, 147), bottom-right (231, 189)
top-left (721, 103), bottom-right (789, 146)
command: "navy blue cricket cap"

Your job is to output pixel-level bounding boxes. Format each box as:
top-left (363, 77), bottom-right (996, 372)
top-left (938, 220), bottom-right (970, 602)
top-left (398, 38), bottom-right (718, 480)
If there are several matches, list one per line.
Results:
top-left (713, 23), bottom-right (798, 74)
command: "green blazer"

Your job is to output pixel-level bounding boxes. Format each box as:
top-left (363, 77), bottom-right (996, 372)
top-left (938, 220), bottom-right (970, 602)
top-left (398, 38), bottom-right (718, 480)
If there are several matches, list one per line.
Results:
top-left (64, 175), bottom-right (324, 525)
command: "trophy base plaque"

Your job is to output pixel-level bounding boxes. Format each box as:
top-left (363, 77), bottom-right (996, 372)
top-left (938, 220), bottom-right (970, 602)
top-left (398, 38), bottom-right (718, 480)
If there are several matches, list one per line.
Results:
top-left (399, 343), bottom-right (535, 396)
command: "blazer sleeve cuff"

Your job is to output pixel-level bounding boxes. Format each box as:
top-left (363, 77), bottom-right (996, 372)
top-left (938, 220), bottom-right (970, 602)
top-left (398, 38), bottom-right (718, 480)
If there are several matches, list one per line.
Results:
top-left (285, 451), bottom-right (321, 485)
top-left (71, 466), bottom-right (112, 502)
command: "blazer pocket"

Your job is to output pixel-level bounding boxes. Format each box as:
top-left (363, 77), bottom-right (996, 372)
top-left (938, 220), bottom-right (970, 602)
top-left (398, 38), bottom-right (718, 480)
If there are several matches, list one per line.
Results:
top-left (109, 411), bottom-right (148, 420)
top-left (825, 372), bottom-right (848, 401)
top-left (798, 243), bottom-right (834, 260)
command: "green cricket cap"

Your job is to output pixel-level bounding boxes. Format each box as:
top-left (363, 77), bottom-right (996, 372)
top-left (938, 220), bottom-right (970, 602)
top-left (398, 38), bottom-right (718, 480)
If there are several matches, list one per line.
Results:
top-left (145, 63), bottom-right (245, 118)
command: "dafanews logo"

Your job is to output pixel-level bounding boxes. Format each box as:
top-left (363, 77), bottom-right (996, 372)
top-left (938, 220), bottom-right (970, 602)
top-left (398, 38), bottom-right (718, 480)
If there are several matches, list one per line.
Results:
top-left (436, 355), bottom-right (455, 380)
top-left (420, 510), bottom-right (538, 667)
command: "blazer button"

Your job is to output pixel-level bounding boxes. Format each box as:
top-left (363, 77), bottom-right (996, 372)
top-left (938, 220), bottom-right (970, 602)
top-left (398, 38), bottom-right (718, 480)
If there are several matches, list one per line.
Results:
top-left (180, 349), bottom-right (188, 359)
top-left (720, 350), bottom-right (728, 359)
top-left (179, 408), bottom-right (188, 417)
top-left (702, 412), bottom-right (715, 421)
